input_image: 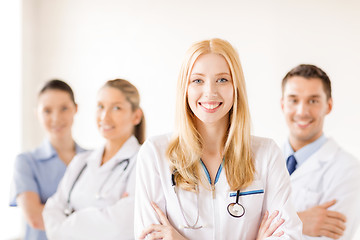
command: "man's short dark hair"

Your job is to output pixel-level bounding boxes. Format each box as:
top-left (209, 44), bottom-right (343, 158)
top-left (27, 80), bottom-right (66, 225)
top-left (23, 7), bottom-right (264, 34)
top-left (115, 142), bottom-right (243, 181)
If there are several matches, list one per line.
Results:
top-left (282, 64), bottom-right (332, 99)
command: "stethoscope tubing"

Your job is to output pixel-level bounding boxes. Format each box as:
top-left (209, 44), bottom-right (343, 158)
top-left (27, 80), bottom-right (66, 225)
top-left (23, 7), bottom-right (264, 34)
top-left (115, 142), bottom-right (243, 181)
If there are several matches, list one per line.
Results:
top-left (64, 158), bottom-right (130, 216)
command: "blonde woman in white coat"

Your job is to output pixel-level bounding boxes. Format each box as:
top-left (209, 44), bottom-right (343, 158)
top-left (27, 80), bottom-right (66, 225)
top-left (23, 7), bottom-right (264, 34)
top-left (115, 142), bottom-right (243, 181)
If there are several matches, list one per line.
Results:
top-left (43, 79), bottom-right (145, 240)
top-left (134, 39), bottom-right (303, 240)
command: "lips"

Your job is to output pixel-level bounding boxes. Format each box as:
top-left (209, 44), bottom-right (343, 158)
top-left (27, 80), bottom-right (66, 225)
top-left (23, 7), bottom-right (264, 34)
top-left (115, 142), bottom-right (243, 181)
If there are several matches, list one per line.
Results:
top-left (199, 102), bottom-right (222, 112)
top-left (51, 125), bottom-right (66, 132)
top-left (100, 124), bottom-right (114, 131)
top-left (293, 119), bottom-right (313, 128)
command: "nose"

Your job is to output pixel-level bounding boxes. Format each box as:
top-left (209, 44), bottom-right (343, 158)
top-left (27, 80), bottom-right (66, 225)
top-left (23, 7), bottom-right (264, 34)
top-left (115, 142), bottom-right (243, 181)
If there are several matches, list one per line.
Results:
top-left (51, 110), bottom-right (60, 123)
top-left (204, 80), bottom-right (217, 97)
top-left (295, 101), bottom-right (310, 117)
top-left (99, 108), bottom-right (110, 122)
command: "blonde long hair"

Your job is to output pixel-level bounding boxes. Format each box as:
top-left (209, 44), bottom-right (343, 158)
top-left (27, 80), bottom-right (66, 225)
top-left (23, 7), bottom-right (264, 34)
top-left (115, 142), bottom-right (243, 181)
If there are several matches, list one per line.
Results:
top-left (166, 38), bottom-right (254, 191)
top-left (103, 79), bottom-right (146, 144)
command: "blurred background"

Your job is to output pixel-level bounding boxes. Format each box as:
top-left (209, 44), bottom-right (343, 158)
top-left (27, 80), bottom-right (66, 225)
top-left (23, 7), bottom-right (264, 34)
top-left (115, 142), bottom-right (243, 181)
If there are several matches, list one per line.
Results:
top-left (1, 0), bottom-right (359, 239)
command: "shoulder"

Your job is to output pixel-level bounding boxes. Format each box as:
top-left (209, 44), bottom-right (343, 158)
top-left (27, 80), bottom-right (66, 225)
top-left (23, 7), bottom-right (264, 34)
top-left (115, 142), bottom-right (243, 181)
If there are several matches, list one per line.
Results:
top-left (14, 144), bottom-right (46, 167)
top-left (67, 149), bottom-right (95, 170)
top-left (137, 133), bottom-right (172, 169)
top-left (251, 135), bottom-right (280, 154)
top-left (326, 139), bottom-right (360, 169)
top-left (139, 133), bottom-right (172, 155)
top-left (15, 151), bottom-right (33, 163)
top-left (250, 136), bottom-right (284, 173)
top-left (13, 151), bottom-right (35, 173)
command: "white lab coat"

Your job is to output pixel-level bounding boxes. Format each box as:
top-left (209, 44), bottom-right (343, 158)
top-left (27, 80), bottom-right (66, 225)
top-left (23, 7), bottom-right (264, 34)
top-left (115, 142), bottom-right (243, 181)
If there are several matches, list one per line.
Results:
top-left (43, 136), bottom-right (140, 240)
top-left (284, 138), bottom-right (360, 240)
top-left (134, 134), bottom-right (303, 240)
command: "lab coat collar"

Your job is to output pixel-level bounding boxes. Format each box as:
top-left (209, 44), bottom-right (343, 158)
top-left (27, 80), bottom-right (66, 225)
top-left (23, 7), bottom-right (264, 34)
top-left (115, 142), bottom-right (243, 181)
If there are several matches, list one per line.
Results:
top-left (290, 138), bottom-right (338, 181)
top-left (88, 135), bottom-right (140, 172)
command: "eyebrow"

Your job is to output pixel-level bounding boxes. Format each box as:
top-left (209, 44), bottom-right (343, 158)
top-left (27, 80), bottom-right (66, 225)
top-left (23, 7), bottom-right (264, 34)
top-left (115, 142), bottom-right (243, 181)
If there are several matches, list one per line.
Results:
top-left (191, 72), bottom-right (231, 76)
top-left (286, 94), bottom-right (321, 98)
top-left (97, 101), bottom-right (124, 105)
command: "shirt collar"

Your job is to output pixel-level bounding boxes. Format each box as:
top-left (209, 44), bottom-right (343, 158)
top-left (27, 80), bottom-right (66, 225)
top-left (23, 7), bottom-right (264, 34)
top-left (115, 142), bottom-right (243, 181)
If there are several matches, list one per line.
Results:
top-left (34, 140), bottom-right (57, 161)
top-left (34, 139), bottom-right (85, 161)
top-left (285, 134), bottom-right (327, 167)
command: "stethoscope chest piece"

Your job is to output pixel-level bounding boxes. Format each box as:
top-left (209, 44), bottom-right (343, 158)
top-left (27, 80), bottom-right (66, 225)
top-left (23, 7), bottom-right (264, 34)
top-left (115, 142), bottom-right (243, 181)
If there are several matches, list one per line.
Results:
top-left (227, 202), bottom-right (245, 218)
top-left (64, 206), bottom-right (75, 217)
top-left (227, 190), bottom-right (245, 218)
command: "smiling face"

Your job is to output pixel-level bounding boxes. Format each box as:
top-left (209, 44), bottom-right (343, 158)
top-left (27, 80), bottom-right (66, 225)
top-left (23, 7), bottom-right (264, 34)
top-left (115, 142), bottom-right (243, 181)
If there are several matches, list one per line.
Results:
top-left (96, 87), bottom-right (141, 143)
top-left (281, 76), bottom-right (333, 150)
top-left (37, 89), bottom-right (77, 140)
top-left (187, 53), bottom-right (234, 127)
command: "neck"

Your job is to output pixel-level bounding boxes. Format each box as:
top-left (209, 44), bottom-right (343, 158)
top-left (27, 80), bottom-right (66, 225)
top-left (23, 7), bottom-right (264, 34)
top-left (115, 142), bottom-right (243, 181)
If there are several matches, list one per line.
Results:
top-left (101, 137), bottom-right (129, 165)
top-left (196, 119), bottom-right (228, 163)
top-left (49, 134), bottom-right (75, 152)
top-left (49, 134), bottom-right (76, 165)
top-left (196, 120), bottom-right (227, 184)
top-left (289, 132), bottom-right (323, 152)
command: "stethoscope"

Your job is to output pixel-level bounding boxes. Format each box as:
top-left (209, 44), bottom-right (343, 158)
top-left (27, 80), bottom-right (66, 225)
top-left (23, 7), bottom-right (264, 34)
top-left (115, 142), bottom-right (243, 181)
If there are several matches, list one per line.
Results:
top-left (171, 173), bottom-right (202, 229)
top-left (64, 158), bottom-right (130, 216)
top-left (170, 173), bottom-right (249, 229)
top-left (227, 190), bottom-right (245, 218)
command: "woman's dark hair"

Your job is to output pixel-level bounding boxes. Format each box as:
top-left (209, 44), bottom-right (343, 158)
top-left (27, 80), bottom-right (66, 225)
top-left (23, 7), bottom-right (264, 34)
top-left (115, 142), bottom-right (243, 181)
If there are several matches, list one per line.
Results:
top-left (39, 79), bottom-right (76, 105)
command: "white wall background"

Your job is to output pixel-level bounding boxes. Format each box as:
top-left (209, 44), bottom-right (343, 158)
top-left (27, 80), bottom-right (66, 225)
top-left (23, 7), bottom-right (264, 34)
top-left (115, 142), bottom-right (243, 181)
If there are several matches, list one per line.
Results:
top-left (0, 0), bottom-right (22, 239)
top-left (7, 0), bottom-right (360, 238)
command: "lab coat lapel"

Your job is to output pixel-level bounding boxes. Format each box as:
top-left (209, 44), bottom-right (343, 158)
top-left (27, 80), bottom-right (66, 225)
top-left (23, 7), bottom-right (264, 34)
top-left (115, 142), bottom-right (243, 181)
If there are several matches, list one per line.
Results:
top-left (97, 136), bottom-right (140, 173)
top-left (290, 138), bottom-right (338, 181)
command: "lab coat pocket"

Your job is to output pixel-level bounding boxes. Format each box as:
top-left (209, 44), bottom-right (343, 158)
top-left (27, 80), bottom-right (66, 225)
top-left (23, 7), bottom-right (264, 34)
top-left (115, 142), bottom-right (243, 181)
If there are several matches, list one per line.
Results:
top-left (298, 188), bottom-right (322, 210)
top-left (227, 181), bottom-right (265, 222)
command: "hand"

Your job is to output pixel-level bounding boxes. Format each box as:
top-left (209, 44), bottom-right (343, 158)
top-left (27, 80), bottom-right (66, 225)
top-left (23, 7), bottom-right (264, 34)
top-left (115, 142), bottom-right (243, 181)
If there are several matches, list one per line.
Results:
top-left (298, 199), bottom-right (346, 239)
top-left (256, 210), bottom-right (285, 240)
top-left (121, 192), bottom-right (129, 198)
top-left (139, 202), bottom-right (187, 240)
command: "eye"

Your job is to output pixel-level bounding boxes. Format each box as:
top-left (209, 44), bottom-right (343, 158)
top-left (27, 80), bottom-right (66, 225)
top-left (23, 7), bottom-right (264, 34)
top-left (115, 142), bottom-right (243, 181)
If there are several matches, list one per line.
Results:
top-left (288, 99), bottom-right (297, 104)
top-left (97, 104), bottom-right (104, 110)
top-left (192, 79), bottom-right (203, 84)
top-left (309, 99), bottom-right (318, 104)
top-left (61, 106), bottom-right (68, 112)
top-left (113, 106), bottom-right (121, 110)
top-left (217, 78), bottom-right (228, 83)
top-left (43, 108), bottom-right (51, 114)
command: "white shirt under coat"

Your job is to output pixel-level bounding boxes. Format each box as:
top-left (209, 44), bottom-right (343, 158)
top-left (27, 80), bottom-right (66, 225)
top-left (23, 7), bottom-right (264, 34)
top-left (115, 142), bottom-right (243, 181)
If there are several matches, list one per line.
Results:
top-left (43, 135), bottom-right (140, 240)
top-left (134, 134), bottom-right (303, 240)
top-left (284, 138), bottom-right (360, 240)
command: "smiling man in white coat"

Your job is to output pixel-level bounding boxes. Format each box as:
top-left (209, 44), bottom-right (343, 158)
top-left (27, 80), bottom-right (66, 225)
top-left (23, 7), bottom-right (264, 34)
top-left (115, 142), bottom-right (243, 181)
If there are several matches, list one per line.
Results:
top-left (280, 64), bottom-right (360, 240)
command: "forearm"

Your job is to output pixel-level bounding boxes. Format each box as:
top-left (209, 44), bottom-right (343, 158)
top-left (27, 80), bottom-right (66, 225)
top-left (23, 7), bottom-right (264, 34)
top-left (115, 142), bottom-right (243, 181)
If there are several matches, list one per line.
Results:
top-left (44, 196), bottom-right (134, 239)
top-left (17, 192), bottom-right (45, 230)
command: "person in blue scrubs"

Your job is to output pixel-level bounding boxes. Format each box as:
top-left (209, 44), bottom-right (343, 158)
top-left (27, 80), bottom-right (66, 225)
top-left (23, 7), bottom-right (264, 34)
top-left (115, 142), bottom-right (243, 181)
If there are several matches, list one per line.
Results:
top-left (10, 79), bottom-right (85, 240)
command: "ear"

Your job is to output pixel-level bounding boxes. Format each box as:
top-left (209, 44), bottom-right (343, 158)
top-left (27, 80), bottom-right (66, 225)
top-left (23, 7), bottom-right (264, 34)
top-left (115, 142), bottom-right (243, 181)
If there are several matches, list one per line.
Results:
top-left (326, 98), bottom-right (333, 114)
top-left (75, 103), bottom-right (78, 113)
top-left (132, 108), bottom-right (143, 126)
top-left (280, 97), bottom-right (285, 112)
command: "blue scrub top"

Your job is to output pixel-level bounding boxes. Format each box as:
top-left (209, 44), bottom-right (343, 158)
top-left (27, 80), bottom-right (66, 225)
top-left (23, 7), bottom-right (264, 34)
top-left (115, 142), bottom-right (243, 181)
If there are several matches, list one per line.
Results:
top-left (10, 140), bottom-right (86, 240)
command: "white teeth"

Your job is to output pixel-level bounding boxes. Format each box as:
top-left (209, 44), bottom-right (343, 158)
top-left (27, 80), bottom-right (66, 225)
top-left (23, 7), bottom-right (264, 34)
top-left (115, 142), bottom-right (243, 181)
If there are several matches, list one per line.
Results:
top-left (201, 103), bottom-right (220, 110)
top-left (101, 125), bottom-right (113, 130)
top-left (297, 121), bottom-right (311, 125)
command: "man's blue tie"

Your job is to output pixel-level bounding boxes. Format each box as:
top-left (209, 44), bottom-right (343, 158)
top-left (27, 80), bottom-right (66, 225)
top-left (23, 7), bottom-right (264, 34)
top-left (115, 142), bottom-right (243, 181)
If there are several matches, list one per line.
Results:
top-left (286, 155), bottom-right (297, 175)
